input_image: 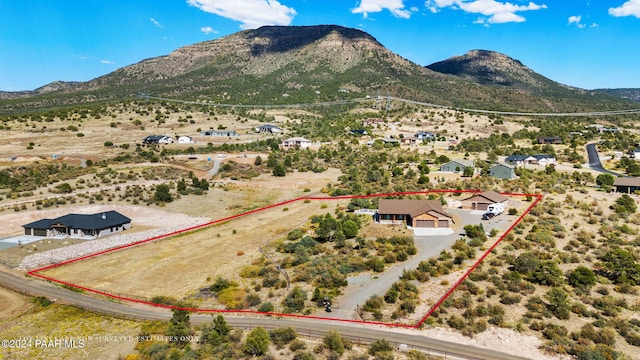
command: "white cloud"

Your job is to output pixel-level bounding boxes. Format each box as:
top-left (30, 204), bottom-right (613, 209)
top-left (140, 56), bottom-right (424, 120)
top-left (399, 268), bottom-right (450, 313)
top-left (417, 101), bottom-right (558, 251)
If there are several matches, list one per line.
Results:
top-left (352, 0), bottom-right (413, 19)
top-left (100, 60), bottom-right (115, 65)
top-left (426, 0), bottom-right (547, 24)
top-left (201, 26), bottom-right (219, 34)
top-left (150, 18), bottom-right (163, 28)
top-left (187, 0), bottom-right (296, 29)
top-left (609, 0), bottom-right (640, 18)
top-left (568, 15), bottom-right (586, 28)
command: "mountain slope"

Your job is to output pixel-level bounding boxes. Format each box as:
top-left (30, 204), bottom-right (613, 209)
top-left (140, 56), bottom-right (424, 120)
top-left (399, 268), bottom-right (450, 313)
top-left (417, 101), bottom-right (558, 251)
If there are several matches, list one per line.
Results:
top-left (1, 26), bottom-right (636, 114)
top-left (595, 88), bottom-right (640, 103)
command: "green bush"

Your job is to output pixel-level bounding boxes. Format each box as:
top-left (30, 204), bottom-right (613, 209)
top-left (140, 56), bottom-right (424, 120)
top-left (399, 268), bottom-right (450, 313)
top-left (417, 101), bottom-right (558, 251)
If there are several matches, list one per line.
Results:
top-left (243, 327), bottom-right (270, 356)
top-left (269, 327), bottom-right (297, 347)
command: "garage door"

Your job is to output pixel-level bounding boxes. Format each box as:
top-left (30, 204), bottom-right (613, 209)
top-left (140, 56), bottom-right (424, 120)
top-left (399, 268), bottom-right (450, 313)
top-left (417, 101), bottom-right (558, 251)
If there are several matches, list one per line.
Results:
top-left (438, 220), bottom-right (450, 228)
top-left (415, 220), bottom-right (435, 228)
top-left (477, 203), bottom-right (489, 211)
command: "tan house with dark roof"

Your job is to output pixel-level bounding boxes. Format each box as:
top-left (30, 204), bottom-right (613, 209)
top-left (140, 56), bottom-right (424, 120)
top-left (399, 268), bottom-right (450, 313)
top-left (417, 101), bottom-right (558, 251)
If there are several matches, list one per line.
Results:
top-left (461, 190), bottom-right (509, 211)
top-left (614, 177), bottom-right (640, 194)
top-left (377, 199), bottom-right (454, 228)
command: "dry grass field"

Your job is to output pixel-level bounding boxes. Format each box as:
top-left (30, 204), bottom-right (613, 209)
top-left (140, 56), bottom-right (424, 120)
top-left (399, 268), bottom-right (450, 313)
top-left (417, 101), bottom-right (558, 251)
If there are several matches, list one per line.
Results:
top-left (40, 198), bottom-right (350, 300)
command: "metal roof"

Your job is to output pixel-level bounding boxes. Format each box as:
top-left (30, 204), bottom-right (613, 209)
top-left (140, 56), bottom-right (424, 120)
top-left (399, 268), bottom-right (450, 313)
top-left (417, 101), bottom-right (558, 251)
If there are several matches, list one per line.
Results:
top-left (23, 210), bottom-right (131, 230)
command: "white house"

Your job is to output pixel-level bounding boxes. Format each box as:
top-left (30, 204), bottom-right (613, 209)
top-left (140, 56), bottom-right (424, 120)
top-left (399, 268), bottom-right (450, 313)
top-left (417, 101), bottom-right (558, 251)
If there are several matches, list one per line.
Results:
top-left (178, 136), bottom-right (195, 144)
top-left (633, 149), bottom-right (640, 159)
top-left (281, 137), bottom-right (312, 149)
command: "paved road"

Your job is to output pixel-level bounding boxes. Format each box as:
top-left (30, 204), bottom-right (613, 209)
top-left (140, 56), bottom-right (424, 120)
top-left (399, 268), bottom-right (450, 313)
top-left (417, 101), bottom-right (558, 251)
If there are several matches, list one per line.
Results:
top-left (586, 143), bottom-right (622, 176)
top-left (0, 270), bottom-right (532, 360)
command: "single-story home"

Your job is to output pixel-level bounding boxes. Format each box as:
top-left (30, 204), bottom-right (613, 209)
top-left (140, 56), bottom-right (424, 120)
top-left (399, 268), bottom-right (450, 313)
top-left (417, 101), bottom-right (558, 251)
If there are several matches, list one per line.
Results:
top-left (178, 136), bottom-right (195, 144)
top-left (415, 132), bottom-right (436, 141)
top-left (440, 159), bottom-right (474, 173)
top-left (201, 130), bottom-right (238, 137)
top-left (376, 199), bottom-right (454, 228)
top-left (538, 136), bottom-right (563, 144)
top-left (281, 137), bottom-right (312, 149)
top-left (143, 135), bottom-right (174, 144)
top-left (461, 190), bottom-right (509, 211)
top-left (505, 154), bottom-right (556, 166)
top-left (633, 149), bottom-right (640, 159)
top-left (531, 155), bottom-right (556, 166)
top-left (349, 129), bottom-right (367, 135)
top-left (255, 124), bottom-right (282, 133)
top-left (23, 211), bottom-right (132, 239)
top-left (614, 177), bottom-right (640, 194)
top-left (489, 163), bottom-right (516, 180)
top-left (362, 118), bottom-right (385, 127)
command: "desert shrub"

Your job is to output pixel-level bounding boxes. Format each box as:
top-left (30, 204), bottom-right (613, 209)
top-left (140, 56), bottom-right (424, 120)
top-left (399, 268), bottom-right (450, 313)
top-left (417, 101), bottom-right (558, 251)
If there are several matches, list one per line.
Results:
top-left (269, 327), bottom-right (297, 347)
top-left (243, 327), bottom-right (270, 356)
top-left (369, 339), bottom-right (394, 356)
top-left (542, 323), bottom-right (568, 340)
top-left (448, 315), bottom-right (467, 330)
top-left (283, 287), bottom-right (307, 313)
top-left (209, 277), bottom-right (233, 293)
top-left (599, 248), bottom-right (640, 285)
top-left (258, 302), bottom-right (274, 313)
top-left (546, 287), bottom-right (571, 320)
top-left (246, 293), bottom-right (261, 307)
top-left (568, 266), bottom-right (596, 290)
top-left (288, 228), bottom-right (305, 240)
top-left (363, 295), bottom-right (384, 312)
top-left (290, 339), bottom-right (307, 352)
top-left (323, 330), bottom-right (351, 356)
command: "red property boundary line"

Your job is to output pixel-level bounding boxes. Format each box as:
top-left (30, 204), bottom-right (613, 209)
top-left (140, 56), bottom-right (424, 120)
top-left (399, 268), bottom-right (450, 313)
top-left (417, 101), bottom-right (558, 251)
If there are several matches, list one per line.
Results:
top-left (27, 190), bottom-right (542, 329)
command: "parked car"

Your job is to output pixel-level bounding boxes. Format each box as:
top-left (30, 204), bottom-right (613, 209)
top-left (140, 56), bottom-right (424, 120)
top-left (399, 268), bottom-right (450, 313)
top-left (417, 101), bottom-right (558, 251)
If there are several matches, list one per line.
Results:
top-left (482, 212), bottom-right (495, 220)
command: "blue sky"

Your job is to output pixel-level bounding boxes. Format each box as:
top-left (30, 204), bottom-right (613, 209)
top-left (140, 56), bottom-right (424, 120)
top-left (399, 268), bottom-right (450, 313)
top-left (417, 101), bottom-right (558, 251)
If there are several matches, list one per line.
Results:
top-left (1, 0), bottom-right (639, 92)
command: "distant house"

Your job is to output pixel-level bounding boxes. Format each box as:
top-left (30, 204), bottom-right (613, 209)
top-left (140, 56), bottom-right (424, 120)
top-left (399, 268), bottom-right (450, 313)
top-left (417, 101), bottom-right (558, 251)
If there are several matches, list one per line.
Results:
top-left (362, 118), bottom-right (385, 127)
top-left (531, 155), bottom-right (556, 166)
top-left (401, 137), bottom-right (418, 146)
top-left (505, 154), bottom-right (556, 166)
top-left (505, 155), bottom-right (533, 166)
top-left (632, 149), bottom-right (640, 159)
top-left (613, 177), bottom-right (640, 194)
top-left (143, 135), bottom-right (174, 144)
top-left (380, 138), bottom-right (400, 145)
top-left (538, 136), bottom-right (563, 144)
top-left (349, 129), bottom-right (367, 135)
top-left (440, 159), bottom-right (474, 173)
top-left (255, 124), bottom-right (282, 134)
top-left (201, 130), bottom-right (238, 137)
top-left (23, 211), bottom-right (131, 239)
top-left (415, 132), bottom-right (436, 141)
top-left (281, 137), bottom-right (312, 149)
top-left (376, 199), bottom-right (454, 228)
top-left (462, 191), bottom-right (509, 211)
top-left (178, 136), bottom-right (195, 144)
top-left (489, 163), bottom-right (516, 180)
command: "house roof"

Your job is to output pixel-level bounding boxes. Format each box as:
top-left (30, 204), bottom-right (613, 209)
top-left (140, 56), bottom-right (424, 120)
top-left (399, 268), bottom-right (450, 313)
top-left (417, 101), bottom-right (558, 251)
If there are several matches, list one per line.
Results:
top-left (534, 154), bottom-right (555, 160)
top-left (490, 163), bottom-right (515, 170)
top-left (144, 135), bottom-right (167, 141)
top-left (24, 211), bottom-right (131, 230)
top-left (614, 177), bottom-right (640, 187)
top-left (443, 159), bottom-right (474, 168)
top-left (505, 155), bottom-right (529, 162)
top-left (378, 199), bottom-right (452, 219)
top-left (464, 190), bottom-right (508, 204)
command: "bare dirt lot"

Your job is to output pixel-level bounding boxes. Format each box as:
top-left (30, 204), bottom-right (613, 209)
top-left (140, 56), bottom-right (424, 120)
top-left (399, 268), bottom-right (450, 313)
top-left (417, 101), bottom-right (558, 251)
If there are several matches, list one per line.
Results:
top-left (0, 286), bottom-right (32, 326)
